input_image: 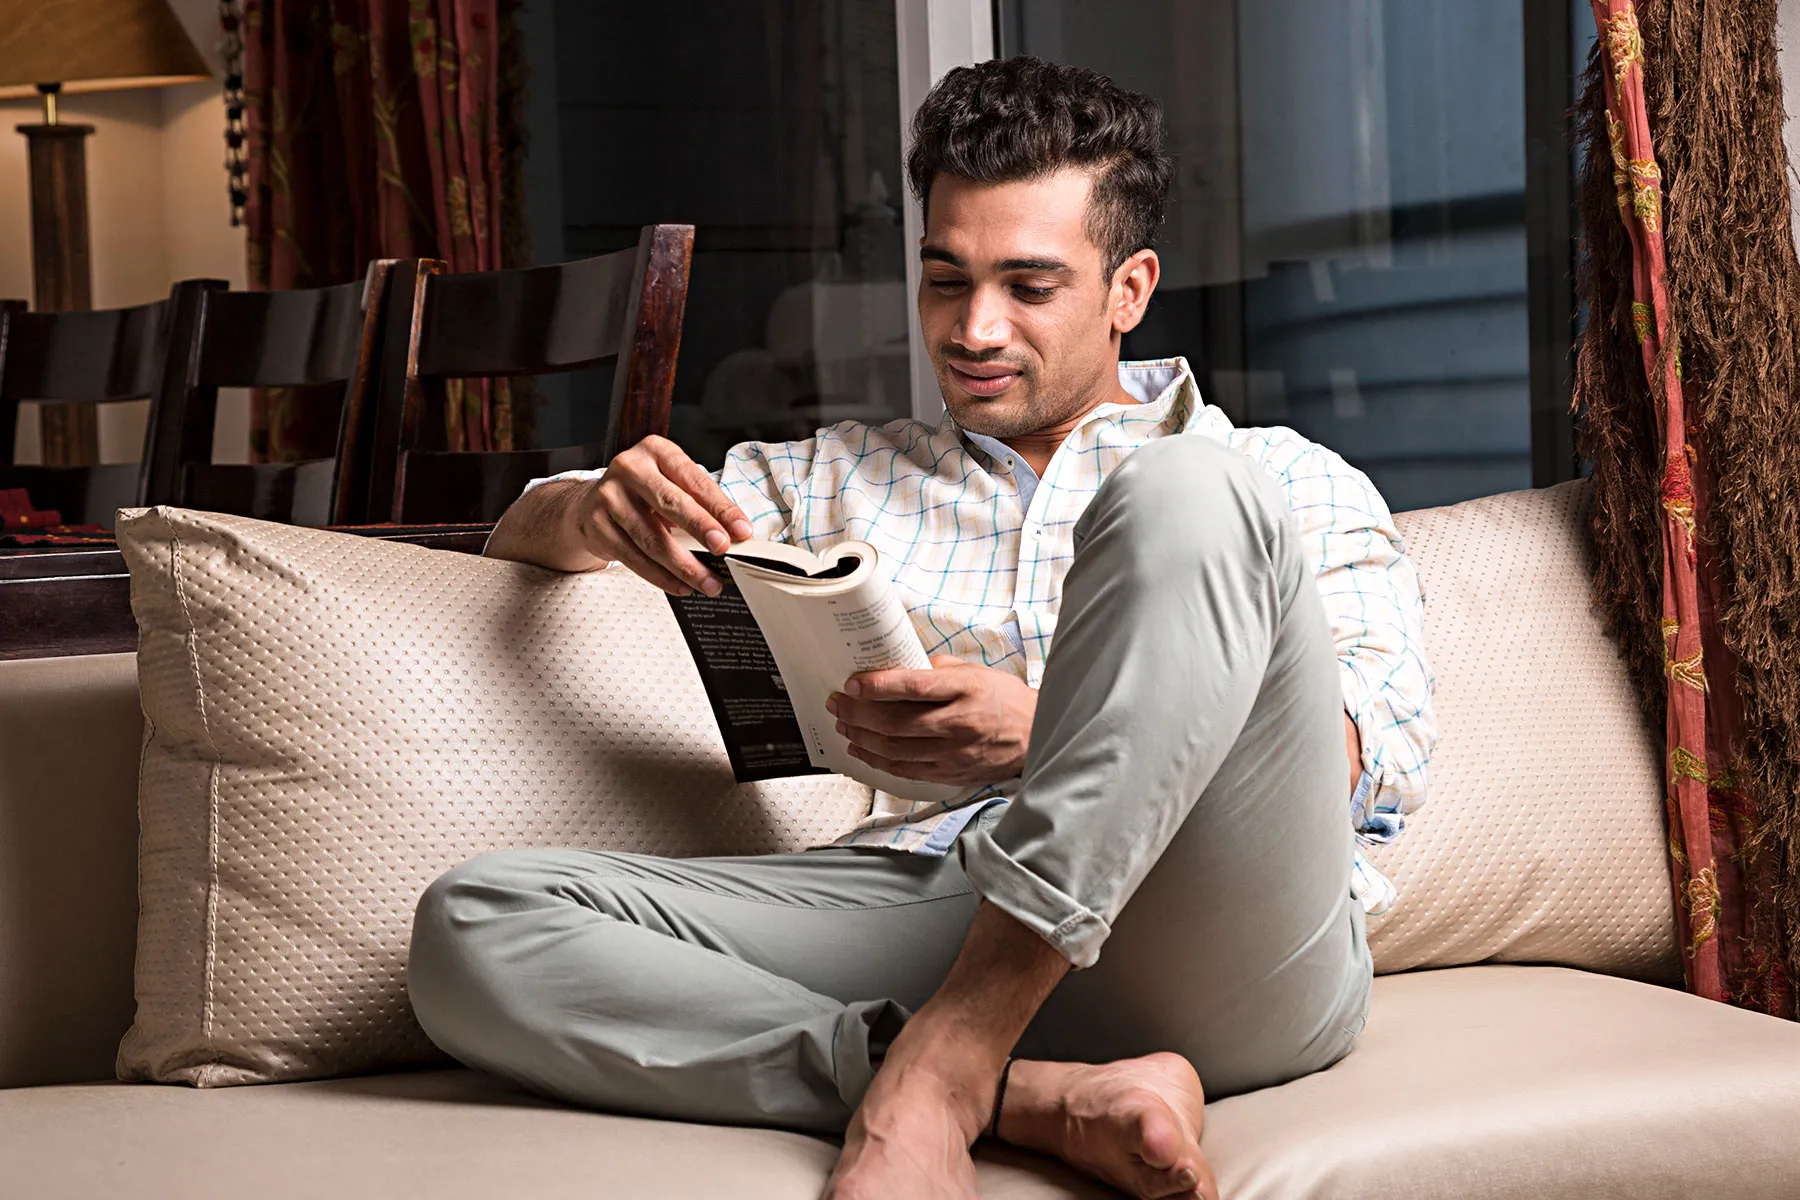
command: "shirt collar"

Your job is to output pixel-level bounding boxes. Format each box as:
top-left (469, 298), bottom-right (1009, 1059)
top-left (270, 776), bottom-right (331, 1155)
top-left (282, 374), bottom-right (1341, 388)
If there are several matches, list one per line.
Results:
top-left (944, 356), bottom-right (1202, 457)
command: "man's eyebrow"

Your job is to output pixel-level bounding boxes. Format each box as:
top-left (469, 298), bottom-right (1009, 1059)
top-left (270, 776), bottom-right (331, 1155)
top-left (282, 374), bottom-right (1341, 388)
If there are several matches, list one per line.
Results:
top-left (918, 247), bottom-right (1074, 275)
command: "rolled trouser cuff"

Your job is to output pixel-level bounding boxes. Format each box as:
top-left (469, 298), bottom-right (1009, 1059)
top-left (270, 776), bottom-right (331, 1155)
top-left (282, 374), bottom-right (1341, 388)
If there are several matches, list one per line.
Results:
top-left (832, 997), bottom-right (907, 1116)
top-left (958, 826), bottom-right (1112, 968)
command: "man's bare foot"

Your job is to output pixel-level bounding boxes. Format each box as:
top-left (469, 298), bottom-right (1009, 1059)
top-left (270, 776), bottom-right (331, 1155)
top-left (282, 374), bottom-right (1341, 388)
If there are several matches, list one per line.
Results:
top-left (824, 1062), bottom-right (985, 1200)
top-left (997, 1052), bottom-right (1218, 1200)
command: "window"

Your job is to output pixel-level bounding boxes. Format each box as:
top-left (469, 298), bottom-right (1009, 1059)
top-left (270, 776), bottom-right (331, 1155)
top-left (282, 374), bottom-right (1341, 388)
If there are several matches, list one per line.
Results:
top-left (535, 0), bottom-right (913, 467)
top-left (527, 1), bottom-right (1582, 502)
top-left (997, 0), bottom-right (1582, 510)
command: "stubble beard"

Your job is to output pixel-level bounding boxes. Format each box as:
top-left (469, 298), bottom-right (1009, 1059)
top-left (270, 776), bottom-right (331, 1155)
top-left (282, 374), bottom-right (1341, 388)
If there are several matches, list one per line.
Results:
top-left (936, 355), bottom-right (1078, 439)
top-left (936, 351), bottom-right (1106, 440)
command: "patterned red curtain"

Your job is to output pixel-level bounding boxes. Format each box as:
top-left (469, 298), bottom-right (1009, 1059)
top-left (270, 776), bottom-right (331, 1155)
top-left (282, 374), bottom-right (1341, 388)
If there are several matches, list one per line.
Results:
top-left (1578, 0), bottom-right (1798, 1016)
top-left (241, 0), bottom-right (514, 461)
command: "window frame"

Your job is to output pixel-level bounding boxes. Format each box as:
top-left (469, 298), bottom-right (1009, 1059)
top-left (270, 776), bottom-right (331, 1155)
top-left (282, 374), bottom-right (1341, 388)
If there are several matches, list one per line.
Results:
top-left (895, 0), bottom-right (996, 423)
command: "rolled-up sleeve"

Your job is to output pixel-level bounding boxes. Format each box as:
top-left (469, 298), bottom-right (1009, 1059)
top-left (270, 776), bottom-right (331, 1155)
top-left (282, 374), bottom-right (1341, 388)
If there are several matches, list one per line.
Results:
top-left (497, 435), bottom-right (822, 549)
top-left (518, 468), bottom-right (604, 498)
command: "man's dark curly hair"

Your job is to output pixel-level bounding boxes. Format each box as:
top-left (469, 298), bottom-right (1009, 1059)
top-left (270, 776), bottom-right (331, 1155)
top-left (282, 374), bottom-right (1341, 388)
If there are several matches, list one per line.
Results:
top-left (905, 57), bottom-right (1174, 278)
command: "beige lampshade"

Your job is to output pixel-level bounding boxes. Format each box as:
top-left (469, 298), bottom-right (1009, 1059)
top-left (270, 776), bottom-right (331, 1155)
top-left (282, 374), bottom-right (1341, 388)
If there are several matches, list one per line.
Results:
top-left (0, 0), bottom-right (211, 100)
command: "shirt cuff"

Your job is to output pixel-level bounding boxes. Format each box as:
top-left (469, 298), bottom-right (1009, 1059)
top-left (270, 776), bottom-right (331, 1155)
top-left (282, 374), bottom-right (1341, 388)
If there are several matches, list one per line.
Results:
top-left (1350, 769), bottom-right (1405, 843)
top-left (1349, 769), bottom-right (1375, 828)
top-left (521, 468), bottom-right (606, 497)
top-left (1352, 848), bottom-right (1397, 916)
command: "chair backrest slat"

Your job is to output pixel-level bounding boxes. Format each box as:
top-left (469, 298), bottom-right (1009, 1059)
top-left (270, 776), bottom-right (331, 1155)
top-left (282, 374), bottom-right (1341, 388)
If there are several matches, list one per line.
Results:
top-left (139, 265), bottom-right (396, 525)
top-left (361, 223), bottom-right (694, 524)
top-left (196, 282), bottom-right (368, 388)
top-left (0, 303), bottom-right (170, 402)
top-left (0, 298), bottom-right (176, 526)
top-left (415, 253), bottom-right (638, 379)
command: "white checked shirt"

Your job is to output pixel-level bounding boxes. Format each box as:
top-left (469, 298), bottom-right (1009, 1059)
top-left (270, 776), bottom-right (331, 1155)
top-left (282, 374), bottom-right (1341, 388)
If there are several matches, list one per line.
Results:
top-left (530, 358), bottom-right (1435, 914)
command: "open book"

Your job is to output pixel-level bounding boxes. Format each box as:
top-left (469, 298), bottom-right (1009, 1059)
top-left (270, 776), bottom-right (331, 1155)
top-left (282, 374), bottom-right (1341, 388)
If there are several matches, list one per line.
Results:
top-left (664, 533), bottom-right (963, 805)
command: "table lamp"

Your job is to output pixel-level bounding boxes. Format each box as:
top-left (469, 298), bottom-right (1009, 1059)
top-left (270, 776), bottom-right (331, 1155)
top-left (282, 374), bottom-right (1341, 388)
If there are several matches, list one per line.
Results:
top-left (0, 0), bottom-right (209, 465)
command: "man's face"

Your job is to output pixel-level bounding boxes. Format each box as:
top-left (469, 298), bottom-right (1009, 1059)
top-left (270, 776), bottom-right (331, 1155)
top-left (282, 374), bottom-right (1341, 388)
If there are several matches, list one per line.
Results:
top-left (918, 169), bottom-right (1137, 438)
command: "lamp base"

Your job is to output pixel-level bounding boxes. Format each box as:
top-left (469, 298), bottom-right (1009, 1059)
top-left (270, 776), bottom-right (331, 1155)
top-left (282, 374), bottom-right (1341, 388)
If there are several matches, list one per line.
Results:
top-left (16, 121), bottom-right (97, 467)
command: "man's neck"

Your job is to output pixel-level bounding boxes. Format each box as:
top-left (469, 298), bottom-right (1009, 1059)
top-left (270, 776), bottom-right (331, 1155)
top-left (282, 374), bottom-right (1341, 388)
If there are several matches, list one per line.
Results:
top-left (1002, 378), bottom-right (1138, 478)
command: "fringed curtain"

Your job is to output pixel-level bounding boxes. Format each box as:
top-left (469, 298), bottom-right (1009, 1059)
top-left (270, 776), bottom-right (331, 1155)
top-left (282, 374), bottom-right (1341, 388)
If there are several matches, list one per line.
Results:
top-left (1577, 0), bottom-right (1800, 1016)
top-left (241, 0), bottom-right (522, 462)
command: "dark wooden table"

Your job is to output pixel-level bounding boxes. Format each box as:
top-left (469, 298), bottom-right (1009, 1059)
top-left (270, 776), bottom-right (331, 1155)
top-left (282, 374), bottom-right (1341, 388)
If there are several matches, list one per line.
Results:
top-left (0, 524), bottom-right (493, 661)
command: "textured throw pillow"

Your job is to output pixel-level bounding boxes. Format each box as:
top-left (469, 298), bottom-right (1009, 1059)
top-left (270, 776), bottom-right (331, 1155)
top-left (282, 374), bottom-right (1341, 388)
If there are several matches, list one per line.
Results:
top-left (1371, 480), bottom-right (1680, 982)
top-left (115, 507), bottom-right (873, 1087)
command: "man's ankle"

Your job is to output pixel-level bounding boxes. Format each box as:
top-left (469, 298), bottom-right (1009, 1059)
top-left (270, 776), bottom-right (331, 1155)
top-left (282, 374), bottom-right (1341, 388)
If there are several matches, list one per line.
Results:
top-left (870, 1022), bottom-right (1009, 1143)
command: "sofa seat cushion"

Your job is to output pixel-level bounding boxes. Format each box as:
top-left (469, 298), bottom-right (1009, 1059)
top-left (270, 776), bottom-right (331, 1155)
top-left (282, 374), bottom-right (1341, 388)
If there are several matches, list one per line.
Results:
top-left (0, 1068), bottom-right (1106, 1200)
top-left (1207, 965), bottom-right (1800, 1199)
top-left (8, 966), bottom-right (1799, 1199)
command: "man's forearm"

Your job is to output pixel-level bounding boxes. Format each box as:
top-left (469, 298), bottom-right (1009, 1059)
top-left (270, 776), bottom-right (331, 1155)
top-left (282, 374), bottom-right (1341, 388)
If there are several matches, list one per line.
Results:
top-left (484, 480), bottom-right (609, 572)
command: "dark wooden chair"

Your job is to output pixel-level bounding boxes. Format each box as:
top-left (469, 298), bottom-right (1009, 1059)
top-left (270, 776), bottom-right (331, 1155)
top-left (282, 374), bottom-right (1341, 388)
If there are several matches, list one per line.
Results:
top-left (141, 262), bottom-right (396, 526)
top-left (0, 298), bottom-right (174, 528)
top-left (357, 224), bottom-right (695, 524)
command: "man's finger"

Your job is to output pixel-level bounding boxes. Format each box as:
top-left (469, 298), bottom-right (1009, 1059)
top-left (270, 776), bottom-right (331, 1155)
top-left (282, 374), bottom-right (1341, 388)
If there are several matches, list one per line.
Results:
top-left (664, 451), bottom-right (755, 543)
top-left (602, 490), bottom-right (721, 595)
top-left (636, 473), bottom-right (733, 555)
top-left (643, 436), bottom-right (754, 543)
top-left (845, 744), bottom-right (949, 783)
top-left (615, 437), bottom-right (744, 551)
top-left (602, 533), bottom-right (692, 596)
top-left (827, 694), bottom-right (941, 735)
top-left (844, 667), bottom-right (967, 703)
top-left (836, 721), bottom-right (946, 761)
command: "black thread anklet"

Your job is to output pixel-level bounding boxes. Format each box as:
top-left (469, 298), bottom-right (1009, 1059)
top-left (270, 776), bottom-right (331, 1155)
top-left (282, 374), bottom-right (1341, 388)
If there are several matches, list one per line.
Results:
top-left (988, 1057), bottom-right (1018, 1140)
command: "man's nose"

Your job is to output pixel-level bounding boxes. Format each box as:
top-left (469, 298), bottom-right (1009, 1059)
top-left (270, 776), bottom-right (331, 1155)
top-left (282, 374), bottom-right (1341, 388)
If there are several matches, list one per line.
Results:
top-left (957, 285), bottom-right (1011, 352)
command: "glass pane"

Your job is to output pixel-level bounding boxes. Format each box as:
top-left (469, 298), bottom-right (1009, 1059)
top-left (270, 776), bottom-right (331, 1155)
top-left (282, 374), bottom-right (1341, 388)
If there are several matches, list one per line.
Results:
top-left (999, 0), bottom-right (1532, 510)
top-left (547, 0), bottom-right (911, 467)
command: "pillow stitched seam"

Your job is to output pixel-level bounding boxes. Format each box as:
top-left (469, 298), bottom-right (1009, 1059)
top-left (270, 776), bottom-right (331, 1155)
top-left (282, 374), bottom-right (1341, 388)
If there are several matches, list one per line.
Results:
top-left (170, 534), bottom-right (224, 1083)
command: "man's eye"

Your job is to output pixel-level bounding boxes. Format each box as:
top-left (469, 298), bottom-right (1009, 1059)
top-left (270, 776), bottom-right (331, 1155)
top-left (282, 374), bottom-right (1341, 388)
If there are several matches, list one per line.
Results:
top-left (1013, 285), bottom-right (1056, 302)
top-left (927, 278), bottom-right (968, 293)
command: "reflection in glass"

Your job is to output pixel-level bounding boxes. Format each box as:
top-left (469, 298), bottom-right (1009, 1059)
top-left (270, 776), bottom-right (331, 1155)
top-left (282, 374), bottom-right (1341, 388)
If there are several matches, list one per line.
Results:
top-left (1000, 0), bottom-right (1531, 510)
top-left (548, 0), bottom-right (912, 466)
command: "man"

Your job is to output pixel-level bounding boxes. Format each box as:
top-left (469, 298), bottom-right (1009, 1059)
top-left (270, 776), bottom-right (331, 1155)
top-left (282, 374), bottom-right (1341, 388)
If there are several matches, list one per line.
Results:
top-left (409, 57), bottom-right (1433, 1200)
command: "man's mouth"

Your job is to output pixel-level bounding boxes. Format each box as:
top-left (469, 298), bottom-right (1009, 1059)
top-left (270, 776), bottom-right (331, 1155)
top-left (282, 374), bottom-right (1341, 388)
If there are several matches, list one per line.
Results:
top-left (946, 361), bottom-right (1023, 398)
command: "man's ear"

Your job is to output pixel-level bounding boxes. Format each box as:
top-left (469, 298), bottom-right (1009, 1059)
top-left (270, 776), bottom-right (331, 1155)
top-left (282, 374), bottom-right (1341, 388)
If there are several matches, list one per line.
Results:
top-left (1109, 249), bottom-right (1160, 335)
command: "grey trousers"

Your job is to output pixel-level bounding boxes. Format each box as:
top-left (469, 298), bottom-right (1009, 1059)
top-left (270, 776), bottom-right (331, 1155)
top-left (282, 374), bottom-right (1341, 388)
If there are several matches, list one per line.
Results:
top-left (408, 436), bottom-right (1373, 1135)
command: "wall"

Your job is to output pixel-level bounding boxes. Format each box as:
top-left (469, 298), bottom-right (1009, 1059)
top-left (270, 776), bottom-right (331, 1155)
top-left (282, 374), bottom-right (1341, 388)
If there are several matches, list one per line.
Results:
top-left (1, 0), bottom-right (248, 471)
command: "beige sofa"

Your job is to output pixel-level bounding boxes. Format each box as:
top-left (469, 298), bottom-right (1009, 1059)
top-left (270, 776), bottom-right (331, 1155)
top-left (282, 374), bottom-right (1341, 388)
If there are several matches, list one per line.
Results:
top-left (3, 479), bottom-right (1800, 1199)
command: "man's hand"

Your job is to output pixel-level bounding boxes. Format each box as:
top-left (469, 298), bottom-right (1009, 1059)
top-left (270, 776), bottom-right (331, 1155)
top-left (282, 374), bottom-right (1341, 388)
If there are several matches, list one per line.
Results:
top-left (576, 435), bottom-right (756, 594)
top-left (486, 434), bottom-right (754, 589)
top-left (827, 656), bottom-right (1035, 787)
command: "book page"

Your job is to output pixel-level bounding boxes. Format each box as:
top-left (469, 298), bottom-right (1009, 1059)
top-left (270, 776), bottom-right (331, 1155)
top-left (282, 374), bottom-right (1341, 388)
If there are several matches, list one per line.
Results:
top-left (824, 585), bottom-right (931, 674)
top-left (728, 553), bottom-right (962, 805)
